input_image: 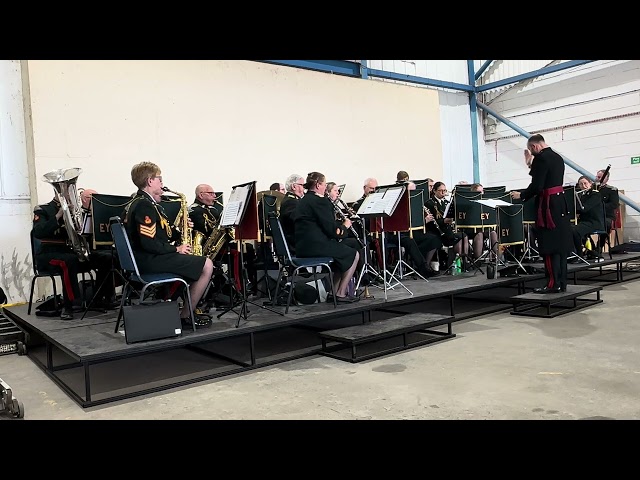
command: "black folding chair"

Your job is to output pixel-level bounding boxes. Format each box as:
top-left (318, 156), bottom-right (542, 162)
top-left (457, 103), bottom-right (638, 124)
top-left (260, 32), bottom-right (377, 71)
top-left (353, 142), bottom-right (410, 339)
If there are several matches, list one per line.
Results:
top-left (267, 213), bottom-right (336, 314)
top-left (109, 216), bottom-right (196, 333)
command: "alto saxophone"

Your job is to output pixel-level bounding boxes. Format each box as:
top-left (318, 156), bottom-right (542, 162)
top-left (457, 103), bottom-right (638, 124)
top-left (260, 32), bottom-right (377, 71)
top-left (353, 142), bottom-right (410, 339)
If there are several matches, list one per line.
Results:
top-left (162, 187), bottom-right (201, 255)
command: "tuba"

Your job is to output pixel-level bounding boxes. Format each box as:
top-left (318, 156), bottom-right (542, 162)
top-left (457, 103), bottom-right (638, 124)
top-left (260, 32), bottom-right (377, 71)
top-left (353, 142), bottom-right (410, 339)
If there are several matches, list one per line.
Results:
top-left (42, 168), bottom-right (90, 262)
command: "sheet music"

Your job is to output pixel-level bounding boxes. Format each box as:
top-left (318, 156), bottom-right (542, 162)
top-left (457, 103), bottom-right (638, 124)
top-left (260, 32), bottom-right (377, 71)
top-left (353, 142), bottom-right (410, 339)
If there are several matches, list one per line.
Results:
top-left (358, 192), bottom-right (385, 215)
top-left (381, 187), bottom-right (403, 214)
top-left (220, 183), bottom-right (253, 226)
top-left (81, 211), bottom-right (93, 235)
top-left (221, 201), bottom-right (241, 226)
top-left (472, 199), bottom-right (512, 208)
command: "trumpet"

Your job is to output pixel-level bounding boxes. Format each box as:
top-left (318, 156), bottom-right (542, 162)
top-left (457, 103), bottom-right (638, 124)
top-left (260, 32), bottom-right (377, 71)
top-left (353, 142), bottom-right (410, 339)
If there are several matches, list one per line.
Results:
top-left (424, 206), bottom-right (446, 236)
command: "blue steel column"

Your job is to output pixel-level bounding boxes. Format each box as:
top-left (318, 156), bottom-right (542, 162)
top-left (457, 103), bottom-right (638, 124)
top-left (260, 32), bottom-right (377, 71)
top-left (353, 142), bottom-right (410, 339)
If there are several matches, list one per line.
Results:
top-left (360, 60), bottom-right (368, 79)
top-left (467, 61), bottom-right (480, 183)
top-left (476, 100), bottom-right (640, 215)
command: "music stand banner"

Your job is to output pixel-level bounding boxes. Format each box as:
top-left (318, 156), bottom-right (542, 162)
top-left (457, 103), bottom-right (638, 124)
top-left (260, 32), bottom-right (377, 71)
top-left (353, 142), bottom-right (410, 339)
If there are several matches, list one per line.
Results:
top-left (91, 194), bottom-right (134, 248)
top-left (498, 205), bottom-right (524, 246)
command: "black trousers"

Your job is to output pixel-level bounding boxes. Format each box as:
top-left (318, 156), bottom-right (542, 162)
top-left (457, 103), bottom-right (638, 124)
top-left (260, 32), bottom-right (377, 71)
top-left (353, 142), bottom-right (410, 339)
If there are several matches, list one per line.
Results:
top-left (543, 253), bottom-right (568, 290)
top-left (399, 236), bottom-right (426, 268)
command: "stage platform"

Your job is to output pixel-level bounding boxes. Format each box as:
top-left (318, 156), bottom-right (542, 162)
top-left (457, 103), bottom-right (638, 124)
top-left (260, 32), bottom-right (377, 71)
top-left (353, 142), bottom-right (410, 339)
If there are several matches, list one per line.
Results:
top-left (5, 251), bottom-right (640, 408)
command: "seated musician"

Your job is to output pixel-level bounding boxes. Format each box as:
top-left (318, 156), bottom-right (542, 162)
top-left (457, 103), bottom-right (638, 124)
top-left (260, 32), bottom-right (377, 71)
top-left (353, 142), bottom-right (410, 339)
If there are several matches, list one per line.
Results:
top-left (467, 183), bottom-right (498, 262)
top-left (295, 172), bottom-right (360, 303)
top-left (32, 195), bottom-right (87, 320)
top-left (571, 175), bottom-right (604, 259)
top-left (595, 168), bottom-right (619, 231)
top-left (279, 173), bottom-right (305, 253)
top-left (270, 182), bottom-right (286, 194)
top-left (351, 177), bottom-right (378, 212)
top-left (79, 188), bottom-right (119, 309)
top-left (189, 184), bottom-right (221, 242)
top-left (425, 181), bottom-right (470, 269)
top-left (412, 210), bottom-right (442, 276)
top-left (327, 182), bottom-right (373, 285)
top-left (124, 161), bottom-right (214, 328)
top-left (396, 170), bottom-right (417, 191)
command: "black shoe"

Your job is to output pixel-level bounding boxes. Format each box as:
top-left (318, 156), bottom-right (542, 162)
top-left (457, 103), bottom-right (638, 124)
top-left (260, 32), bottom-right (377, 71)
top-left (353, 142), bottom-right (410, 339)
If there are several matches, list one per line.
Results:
top-left (326, 293), bottom-right (335, 303)
top-left (335, 295), bottom-right (357, 304)
top-left (60, 308), bottom-right (74, 320)
top-left (533, 286), bottom-right (562, 294)
top-left (181, 314), bottom-right (212, 329)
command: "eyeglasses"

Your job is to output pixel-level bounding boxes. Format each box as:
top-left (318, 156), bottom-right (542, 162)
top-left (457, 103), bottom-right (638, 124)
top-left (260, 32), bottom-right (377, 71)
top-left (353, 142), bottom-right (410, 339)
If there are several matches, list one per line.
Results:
top-left (295, 182), bottom-right (305, 187)
top-left (203, 191), bottom-right (215, 195)
top-left (436, 189), bottom-right (447, 193)
top-left (153, 176), bottom-right (163, 183)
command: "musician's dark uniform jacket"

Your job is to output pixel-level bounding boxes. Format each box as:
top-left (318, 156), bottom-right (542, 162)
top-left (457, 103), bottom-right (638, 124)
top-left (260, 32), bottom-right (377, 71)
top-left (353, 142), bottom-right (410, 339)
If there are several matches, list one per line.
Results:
top-left (125, 190), bottom-right (206, 282)
top-left (424, 196), bottom-right (460, 247)
top-left (295, 193), bottom-right (356, 272)
top-left (32, 199), bottom-right (82, 306)
top-left (599, 184), bottom-right (619, 229)
top-left (189, 199), bottom-right (220, 238)
top-left (279, 192), bottom-right (300, 252)
top-left (575, 190), bottom-right (604, 237)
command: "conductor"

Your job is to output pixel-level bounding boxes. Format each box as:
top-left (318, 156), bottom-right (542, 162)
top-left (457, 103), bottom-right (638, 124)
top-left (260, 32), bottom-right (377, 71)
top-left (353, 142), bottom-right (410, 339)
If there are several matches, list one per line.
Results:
top-left (510, 134), bottom-right (572, 293)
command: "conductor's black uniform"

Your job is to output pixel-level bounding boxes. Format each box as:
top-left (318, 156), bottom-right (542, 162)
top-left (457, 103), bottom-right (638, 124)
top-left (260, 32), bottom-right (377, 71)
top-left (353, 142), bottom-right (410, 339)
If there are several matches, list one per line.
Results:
top-left (520, 147), bottom-right (572, 292)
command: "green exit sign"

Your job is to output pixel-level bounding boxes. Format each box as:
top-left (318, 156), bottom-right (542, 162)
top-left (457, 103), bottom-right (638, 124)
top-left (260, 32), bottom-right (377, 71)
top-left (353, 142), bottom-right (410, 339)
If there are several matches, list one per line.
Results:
top-left (632, 156), bottom-right (640, 165)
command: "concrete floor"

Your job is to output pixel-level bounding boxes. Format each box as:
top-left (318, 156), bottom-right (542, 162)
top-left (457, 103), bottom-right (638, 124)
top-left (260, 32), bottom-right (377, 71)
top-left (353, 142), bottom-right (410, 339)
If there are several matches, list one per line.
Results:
top-left (2, 277), bottom-right (640, 420)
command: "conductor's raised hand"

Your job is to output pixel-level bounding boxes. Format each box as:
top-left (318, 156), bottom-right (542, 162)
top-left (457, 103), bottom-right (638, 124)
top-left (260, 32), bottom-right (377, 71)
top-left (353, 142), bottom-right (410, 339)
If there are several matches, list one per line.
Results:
top-left (524, 149), bottom-right (534, 168)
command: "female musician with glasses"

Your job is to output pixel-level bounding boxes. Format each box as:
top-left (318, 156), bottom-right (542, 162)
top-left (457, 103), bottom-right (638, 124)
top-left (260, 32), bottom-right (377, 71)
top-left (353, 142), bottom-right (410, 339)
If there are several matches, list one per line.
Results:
top-left (424, 181), bottom-right (470, 268)
top-left (279, 174), bottom-right (306, 253)
top-left (295, 172), bottom-right (360, 303)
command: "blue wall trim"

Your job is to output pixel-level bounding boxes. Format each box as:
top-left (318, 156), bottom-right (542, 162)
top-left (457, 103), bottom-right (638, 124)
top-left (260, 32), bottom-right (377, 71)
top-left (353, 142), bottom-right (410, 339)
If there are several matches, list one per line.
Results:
top-left (367, 69), bottom-right (474, 92)
top-left (261, 60), bottom-right (361, 77)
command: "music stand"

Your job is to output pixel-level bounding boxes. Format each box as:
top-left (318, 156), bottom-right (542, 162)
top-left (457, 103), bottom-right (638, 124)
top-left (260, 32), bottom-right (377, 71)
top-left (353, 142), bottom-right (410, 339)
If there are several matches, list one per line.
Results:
top-left (390, 189), bottom-right (429, 282)
top-left (80, 195), bottom-right (133, 320)
top-left (475, 200), bottom-right (527, 275)
top-left (356, 183), bottom-right (411, 300)
top-left (256, 191), bottom-right (284, 300)
top-left (217, 181), bottom-right (283, 326)
top-left (511, 188), bottom-right (539, 262)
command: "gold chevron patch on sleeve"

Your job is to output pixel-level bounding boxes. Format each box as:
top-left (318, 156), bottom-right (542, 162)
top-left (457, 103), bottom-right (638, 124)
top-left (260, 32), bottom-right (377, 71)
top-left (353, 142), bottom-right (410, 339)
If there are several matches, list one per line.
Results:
top-left (139, 223), bottom-right (156, 238)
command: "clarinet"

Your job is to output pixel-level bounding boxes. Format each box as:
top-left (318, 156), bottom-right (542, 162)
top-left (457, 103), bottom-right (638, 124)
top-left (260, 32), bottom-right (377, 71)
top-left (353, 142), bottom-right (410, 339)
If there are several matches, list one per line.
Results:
top-left (327, 195), bottom-right (366, 249)
top-left (424, 206), bottom-right (446, 236)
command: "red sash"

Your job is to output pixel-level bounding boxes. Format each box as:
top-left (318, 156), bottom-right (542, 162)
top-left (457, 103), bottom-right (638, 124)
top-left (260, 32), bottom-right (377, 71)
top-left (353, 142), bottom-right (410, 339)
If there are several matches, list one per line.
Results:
top-left (536, 186), bottom-right (564, 229)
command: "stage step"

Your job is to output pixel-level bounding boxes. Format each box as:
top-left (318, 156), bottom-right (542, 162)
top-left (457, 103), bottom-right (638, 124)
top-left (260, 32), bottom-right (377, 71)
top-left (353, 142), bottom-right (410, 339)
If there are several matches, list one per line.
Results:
top-left (510, 284), bottom-right (603, 318)
top-left (318, 312), bottom-right (455, 363)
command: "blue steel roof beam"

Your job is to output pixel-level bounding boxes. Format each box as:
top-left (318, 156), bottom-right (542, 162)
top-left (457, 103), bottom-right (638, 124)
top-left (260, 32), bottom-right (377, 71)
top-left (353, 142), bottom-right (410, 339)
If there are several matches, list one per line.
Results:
top-left (476, 60), bottom-right (596, 93)
top-left (367, 68), bottom-right (474, 92)
top-left (260, 60), bottom-right (361, 77)
top-left (474, 60), bottom-right (493, 81)
top-left (467, 60), bottom-right (480, 183)
top-left (477, 100), bottom-right (640, 215)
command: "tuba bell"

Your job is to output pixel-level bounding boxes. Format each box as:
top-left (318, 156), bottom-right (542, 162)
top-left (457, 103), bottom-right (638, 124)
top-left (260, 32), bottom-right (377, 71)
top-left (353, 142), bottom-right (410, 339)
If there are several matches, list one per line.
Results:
top-left (42, 167), bottom-right (90, 262)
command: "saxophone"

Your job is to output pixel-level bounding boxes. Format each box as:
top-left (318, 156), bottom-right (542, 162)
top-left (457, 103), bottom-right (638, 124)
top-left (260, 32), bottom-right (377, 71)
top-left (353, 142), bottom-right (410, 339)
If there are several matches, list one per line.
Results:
top-left (162, 187), bottom-right (202, 255)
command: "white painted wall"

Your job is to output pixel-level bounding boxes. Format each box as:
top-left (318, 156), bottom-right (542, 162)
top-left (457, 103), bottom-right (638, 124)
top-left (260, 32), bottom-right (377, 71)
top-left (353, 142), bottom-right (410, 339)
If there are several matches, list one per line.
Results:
top-left (0, 61), bottom-right (34, 304)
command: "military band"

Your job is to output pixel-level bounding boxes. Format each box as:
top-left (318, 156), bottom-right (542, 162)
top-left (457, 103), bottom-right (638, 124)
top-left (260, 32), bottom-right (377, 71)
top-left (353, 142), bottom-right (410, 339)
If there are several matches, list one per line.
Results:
top-left (31, 150), bottom-right (621, 323)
